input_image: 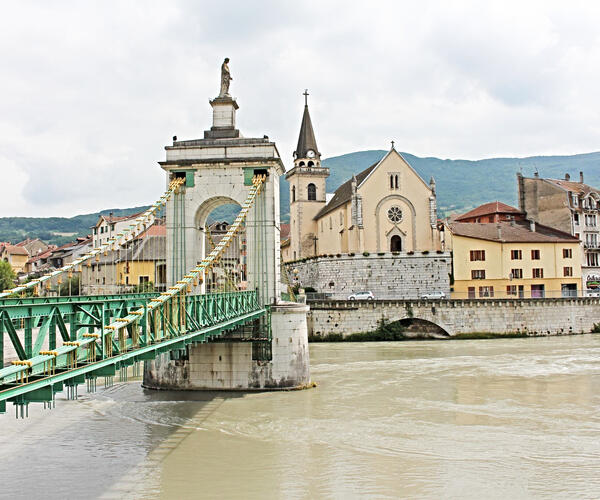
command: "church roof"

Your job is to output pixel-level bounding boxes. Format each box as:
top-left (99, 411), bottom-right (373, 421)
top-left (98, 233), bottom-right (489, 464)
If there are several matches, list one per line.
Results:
top-left (314, 161), bottom-right (378, 220)
top-left (294, 105), bottom-right (319, 159)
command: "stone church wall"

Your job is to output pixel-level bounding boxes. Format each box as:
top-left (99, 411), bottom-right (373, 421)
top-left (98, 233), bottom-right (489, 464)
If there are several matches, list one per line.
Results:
top-left (286, 252), bottom-right (451, 300)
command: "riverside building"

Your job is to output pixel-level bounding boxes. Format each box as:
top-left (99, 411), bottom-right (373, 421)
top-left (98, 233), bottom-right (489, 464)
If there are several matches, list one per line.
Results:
top-left (444, 203), bottom-right (581, 299)
top-left (518, 172), bottom-right (600, 296)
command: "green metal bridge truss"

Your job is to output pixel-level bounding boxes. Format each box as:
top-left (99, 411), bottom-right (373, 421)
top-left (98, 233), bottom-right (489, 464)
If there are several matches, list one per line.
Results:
top-left (0, 290), bottom-right (266, 416)
top-left (0, 175), bottom-right (270, 417)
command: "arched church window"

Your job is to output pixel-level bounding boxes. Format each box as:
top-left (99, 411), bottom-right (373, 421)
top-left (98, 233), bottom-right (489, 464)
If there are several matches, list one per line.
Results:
top-left (390, 175), bottom-right (394, 189)
top-left (299, 161), bottom-right (305, 167)
top-left (390, 235), bottom-right (402, 252)
top-left (292, 185), bottom-right (296, 202)
top-left (387, 206), bottom-right (403, 223)
top-left (307, 183), bottom-right (317, 201)
top-left (395, 175), bottom-right (399, 189)
top-left (308, 161), bottom-right (314, 167)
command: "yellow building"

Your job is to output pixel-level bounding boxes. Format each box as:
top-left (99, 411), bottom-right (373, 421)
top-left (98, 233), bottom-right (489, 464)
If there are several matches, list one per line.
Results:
top-left (445, 219), bottom-right (582, 299)
top-left (285, 96), bottom-right (440, 260)
top-left (81, 224), bottom-right (166, 294)
top-left (0, 244), bottom-right (29, 274)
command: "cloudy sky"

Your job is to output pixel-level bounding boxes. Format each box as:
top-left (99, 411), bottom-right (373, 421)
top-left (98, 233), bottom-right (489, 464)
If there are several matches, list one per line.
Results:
top-left (1, 0), bottom-right (599, 217)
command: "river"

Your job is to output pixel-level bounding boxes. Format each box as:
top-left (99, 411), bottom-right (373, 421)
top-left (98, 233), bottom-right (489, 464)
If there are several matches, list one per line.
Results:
top-left (1, 335), bottom-right (600, 499)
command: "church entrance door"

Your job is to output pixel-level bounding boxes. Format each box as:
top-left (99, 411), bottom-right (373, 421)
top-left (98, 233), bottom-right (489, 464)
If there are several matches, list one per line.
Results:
top-left (390, 235), bottom-right (402, 252)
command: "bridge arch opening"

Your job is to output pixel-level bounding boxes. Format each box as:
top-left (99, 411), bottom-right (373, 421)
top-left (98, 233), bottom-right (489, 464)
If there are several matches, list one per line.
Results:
top-left (193, 197), bottom-right (245, 293)
top-left (398, 317), bottom-right (450, 338)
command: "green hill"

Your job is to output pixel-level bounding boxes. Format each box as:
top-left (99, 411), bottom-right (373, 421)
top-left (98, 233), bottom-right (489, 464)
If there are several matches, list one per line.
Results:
top-left (280, 150), bottom-right (600, 220)
top-left (0, 206), bottom-right (151, 245)
top-left (2, 150), bottom-right (599, 243)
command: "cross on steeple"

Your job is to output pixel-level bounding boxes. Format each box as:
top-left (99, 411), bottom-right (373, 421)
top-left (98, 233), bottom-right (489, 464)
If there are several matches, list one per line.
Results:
top-left (391, 140), bottom-right (395, 149)
top-left (303, 89), bottom-right (309, 106)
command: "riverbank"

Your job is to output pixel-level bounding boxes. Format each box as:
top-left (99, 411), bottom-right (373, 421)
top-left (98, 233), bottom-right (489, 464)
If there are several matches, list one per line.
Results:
top-left (309, 329), bottom-right (600, 342)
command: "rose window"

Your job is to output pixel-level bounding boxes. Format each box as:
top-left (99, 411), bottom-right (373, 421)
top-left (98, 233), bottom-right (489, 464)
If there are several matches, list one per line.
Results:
top-left (387, 206), bottom-right (403, 223)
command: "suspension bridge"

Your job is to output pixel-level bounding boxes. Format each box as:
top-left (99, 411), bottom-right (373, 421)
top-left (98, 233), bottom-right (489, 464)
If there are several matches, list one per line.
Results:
top-left (0, 75), bottom-right (311, 417)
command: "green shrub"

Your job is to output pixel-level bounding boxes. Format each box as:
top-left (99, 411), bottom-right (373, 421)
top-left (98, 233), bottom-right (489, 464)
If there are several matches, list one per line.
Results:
top-left (363, 252), bottom-right (370, 256)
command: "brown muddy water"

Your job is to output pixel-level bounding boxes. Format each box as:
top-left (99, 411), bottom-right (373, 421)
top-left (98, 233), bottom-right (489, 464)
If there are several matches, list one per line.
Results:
top-left (1, 335), bottom-right (600, 499)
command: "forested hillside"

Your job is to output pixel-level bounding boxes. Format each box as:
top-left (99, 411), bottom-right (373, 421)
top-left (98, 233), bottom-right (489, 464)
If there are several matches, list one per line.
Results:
top-left (2, 150), bottom-right (599, 243)
top-left (280, 150), bottom-right (600, 221)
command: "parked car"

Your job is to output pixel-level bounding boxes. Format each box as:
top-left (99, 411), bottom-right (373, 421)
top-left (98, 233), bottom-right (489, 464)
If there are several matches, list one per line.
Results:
top-left (420, 291), bottom-right (446, 300)
top-left (347, 291), bottom-right (375, 301)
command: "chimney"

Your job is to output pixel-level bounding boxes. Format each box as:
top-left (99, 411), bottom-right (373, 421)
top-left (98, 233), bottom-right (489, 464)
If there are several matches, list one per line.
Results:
top-left (530, 219), bottom-right (536, 232)
top-left (565, 173), bottom-right (570, 181)
top-left (580, 171), bottom-right (584, 183)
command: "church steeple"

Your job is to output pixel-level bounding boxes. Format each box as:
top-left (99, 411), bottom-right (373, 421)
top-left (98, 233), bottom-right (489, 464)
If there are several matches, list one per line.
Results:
top-left (294, 90), bottom-right (320, 161)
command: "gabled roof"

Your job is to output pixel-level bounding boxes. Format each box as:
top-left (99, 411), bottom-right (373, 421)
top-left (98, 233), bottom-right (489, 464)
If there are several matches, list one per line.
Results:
top-left (314, 161), bottom-right (378, 220)
top-left (449, 220), bottom-right (579, 243)
top-left (294, 105), bottom-right (320, 159)
top-left (543, 178), bottom-right (598, 196)
top-left (2, 245), bottom-right (28, 256)
top-left (93, 212), bottom-right (144, 228)
top-left (455, 201), bottom-right (523, 221)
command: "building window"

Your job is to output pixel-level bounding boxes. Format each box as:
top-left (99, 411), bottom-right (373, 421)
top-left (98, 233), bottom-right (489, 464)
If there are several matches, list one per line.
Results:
top-left (387, 206), bottom-right (403, 223)
top-left (395, 175), bottom-right (399, 189)
top-left (471, 269), bottom-right (486, 280)
top-left (532, 268), bottom-right (544, 278)
top-left (469, 250), bottom-right (485, 261)
top-left (329, 217), bottom-right (332, 230)
top-left (585, 214), bottom-right (597, 227)
top-left (139, 275), bottom-right (149, 284)
top-left (531, 284), bottom-right (545, 298)
top-left (531, 249), bottom-right (540, 260)
top-left (586, 234), bottom-right (598, 248)
top-left (563, 267), bottom-right (573, 277)
top-left (468, 287), bottom-right (476, 299)
top-left (572, 193), bottom-right (579, 206)
top-left (390, 175), bottom-right (394, 189)
top-left (573, 213), bottom-right (580, 225)
top-left (292, 186), bottom-right (296, 202)
top-left (511, 249), bottom-right (522, 260)
top-left (563, 248), bottom-right (572, 258)
top-left (390, 235), bottom-right (402, 252)
top-left (478, 286), bottom-right (494, 298)
top-left (511, 268), bottom-right (523, 279)
top-left (506, 285), bottom-right (517, 296)
top-left (307, 183), bottom-right (316, 201)
top-left (340, 212), bottom-right (343, 225)
top-left (587, 253), bottom-right (599, 267)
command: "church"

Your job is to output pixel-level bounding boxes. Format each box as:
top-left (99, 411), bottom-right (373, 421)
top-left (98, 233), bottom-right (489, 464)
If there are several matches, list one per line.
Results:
top-left (283, 96), bottom-right (441, 262)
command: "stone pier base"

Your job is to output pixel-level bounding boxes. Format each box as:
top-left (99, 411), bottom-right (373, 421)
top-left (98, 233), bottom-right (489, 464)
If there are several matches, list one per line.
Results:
top-left (143, 302), bottom-right (311, 391)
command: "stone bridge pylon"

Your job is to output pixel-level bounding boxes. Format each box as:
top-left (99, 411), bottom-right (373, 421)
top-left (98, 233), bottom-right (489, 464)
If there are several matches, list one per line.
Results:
top-left (143, 73), bottom-right (311, 391)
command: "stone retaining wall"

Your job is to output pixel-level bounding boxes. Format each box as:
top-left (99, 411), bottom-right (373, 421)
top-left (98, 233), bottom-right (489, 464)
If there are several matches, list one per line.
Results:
top-left (307, 298), bottom-right (600, 337)
top-left (286, 252), bottom-right (451, 300)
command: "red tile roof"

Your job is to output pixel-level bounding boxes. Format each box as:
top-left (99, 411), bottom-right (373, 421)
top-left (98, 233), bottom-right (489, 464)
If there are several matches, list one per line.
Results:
top-left (543, 178), bottom-right (598, 195)
top-left (455, 201), bottom-right (523, 221)
top-left (280, 223), bottom-right (290, 240)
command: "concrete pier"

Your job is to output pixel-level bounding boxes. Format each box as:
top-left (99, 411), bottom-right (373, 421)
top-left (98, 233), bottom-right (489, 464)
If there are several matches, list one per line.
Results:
top-left (143, 302), bottom-right (311, 391)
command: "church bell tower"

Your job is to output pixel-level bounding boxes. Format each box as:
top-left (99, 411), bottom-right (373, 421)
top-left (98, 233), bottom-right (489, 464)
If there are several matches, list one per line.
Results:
top-left (285, 90), bottom-right (329, 260)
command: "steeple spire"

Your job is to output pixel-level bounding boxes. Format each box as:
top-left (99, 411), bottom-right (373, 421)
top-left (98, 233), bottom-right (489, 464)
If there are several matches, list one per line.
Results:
top-left (294, 90), bottom-right (320, 160)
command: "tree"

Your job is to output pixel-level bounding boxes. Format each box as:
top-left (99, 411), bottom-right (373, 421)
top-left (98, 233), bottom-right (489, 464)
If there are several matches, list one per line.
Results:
top-left (0, 261), bottom-right (16, 291)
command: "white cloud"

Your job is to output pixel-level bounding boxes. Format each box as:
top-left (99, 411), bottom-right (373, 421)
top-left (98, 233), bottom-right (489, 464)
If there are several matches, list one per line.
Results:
top-left (1, 0), bottom-right (599, 216)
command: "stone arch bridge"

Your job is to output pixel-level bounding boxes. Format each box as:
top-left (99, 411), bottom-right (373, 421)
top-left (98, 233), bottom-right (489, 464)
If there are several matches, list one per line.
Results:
top-left (307, 298), bottom-right (600, 337)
